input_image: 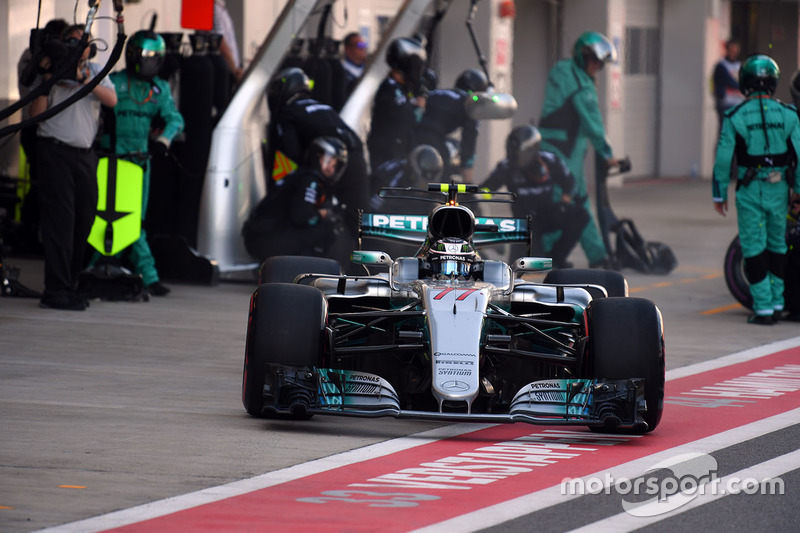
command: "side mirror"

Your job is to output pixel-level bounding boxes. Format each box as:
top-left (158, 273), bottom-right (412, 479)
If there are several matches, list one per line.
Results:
top-left (391, 257), bottom-right (421, 288)
top-left (512, 257), bottom-right (552, 275)
top-left (351, 250), bottom-right (393, 267)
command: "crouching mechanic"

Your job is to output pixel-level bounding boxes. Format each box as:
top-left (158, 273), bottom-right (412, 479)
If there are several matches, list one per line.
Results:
top-left (367, 145), bottom-right (443, 260)
top-left (482, 125), bottom-right (589, 269)
top-left (105, 30), bottom-right (184, 296)
top-left (713, 54), bottom-right (800, 325)
top-left (369, 144), bottom-right (443, 212)
top-left (243, 137), bottom-right (351, 265)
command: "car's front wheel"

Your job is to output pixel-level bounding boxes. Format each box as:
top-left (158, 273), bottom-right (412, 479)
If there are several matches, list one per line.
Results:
top-left (587, 297), bottom-right (665, 433)
top-left (242, 283), bottom-right (327, 417)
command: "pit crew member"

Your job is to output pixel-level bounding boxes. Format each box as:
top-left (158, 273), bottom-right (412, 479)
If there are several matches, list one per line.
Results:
top-left (243, 137), bottom-right (350, 265)
top-left (713, 54), bottom-right (800, 325)
top-left (415, 68), bottom-right (488, 181)
top-left (539, 31), bottom-right (619, 268)
top-left (265, 67), bottom-right (368, 216)
top-left (482, 125), bottom-right (589, 269)
top-left (367, 36), bottom-right (427, 170)
top-left (103, 30), bottom-right (185, 297)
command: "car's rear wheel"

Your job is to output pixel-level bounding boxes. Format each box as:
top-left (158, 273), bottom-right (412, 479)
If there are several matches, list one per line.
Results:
top-left (242, 283), bottom-right (327, 418)
top-left (543, 268), bottom-right (628, 298)
top-left (259, 256), bottom-right (342, 284)
top-left (587, 297), bottom-right (664, 433)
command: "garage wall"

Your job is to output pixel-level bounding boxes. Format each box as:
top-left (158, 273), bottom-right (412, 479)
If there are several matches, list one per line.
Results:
top-left (511, 0), bottom-right (550, 128)
top-left (661, 0), bottom-right (710, 177)
top-left (623, 0), bottom-right (660, 177)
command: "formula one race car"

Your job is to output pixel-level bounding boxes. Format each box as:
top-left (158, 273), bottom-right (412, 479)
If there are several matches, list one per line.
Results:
top-left (242, 183), bottom-right (665, 433)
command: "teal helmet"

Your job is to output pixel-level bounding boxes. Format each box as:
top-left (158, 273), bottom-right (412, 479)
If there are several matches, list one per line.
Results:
top-left (126, 30), bottom-right (166, 80)
top-left (740, 54), bottom-right (780, 96)
top-left (573, 31), bottom-right (617, 69)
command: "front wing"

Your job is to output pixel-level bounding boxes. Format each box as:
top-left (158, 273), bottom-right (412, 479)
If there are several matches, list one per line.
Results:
top-left (267, 367), bottom-right (648, 430)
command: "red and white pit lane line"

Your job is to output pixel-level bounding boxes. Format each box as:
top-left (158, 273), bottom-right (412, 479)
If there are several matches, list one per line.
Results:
top-left (38, 336), bottom-right (800, 533)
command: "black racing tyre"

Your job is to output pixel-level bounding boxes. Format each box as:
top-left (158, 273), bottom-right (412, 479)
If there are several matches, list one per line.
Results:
top-left (723, 235), bottom-right (753, 310)
top-left (588, 297), bottom-right (665, 433)
top-left (242, 283), bottom-right (327, 417)
top-left (258, 255), bottom-right (343, 284)
top-left (543, 268), bottom-right (628, 298)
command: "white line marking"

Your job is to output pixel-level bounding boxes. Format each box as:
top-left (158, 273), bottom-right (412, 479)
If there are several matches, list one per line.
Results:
top-left (565, 448), bottom-right (800, 533)
top-left (37, 337), bottom-right (800, 532)
top-left (410, 407), bottom-right (800, 533)
top-left (35, 423), bottom-right (494, 533)
top-left (665, 336), bottom-right (800, 381)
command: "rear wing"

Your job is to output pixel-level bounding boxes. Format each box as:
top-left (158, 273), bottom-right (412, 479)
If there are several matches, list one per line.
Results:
top-left (359, 212), bottom-right (532, 250)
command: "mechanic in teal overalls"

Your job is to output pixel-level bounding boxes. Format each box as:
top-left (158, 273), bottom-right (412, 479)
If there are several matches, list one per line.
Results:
top-left (539, 31), bottom-right (619, 268)
top-left (713, 54), bottom-right (800, 325)
top-left (108, 30), bottom-right (184, 296)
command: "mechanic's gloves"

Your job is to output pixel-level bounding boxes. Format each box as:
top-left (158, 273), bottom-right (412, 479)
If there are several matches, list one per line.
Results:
top-left (151, 136), bottom-right (170, 158)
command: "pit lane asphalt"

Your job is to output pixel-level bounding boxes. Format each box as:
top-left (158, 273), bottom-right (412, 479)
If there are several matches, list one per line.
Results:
top-left (1, 178), bottom-right (798, 531)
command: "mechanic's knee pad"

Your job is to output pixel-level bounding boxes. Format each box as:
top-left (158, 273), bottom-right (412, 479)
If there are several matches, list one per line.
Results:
top-left (744, 251), bottom-right (769, 285)
top-left (768, 250), bottom-right (786, 280)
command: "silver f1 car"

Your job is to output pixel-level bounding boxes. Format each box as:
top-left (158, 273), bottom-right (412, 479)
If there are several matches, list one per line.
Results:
top-left (242, 184), bottom-right (665, 433)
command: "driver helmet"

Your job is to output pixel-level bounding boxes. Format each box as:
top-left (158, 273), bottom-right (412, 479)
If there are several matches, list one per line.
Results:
top-left (386, 37), bottom-right (427, 88)
top-left (455, 68), bottom-right (489, 94)
top-left (126, 30), bottom-right (166, 80)
top-left (267, 67), bottom-right (313, 113)
top-left (304, 136), bottom-right (348, 186)
top-left (740, 54), bottom-right (780, 97)
top-left (409, 145), bottom-right (443, 184)
top-left (429, 238), bottom-right (477, 278)
top-left (573, 31), bottom-right (617, 69)
top-left (506, 125), bottom-right (542, 171)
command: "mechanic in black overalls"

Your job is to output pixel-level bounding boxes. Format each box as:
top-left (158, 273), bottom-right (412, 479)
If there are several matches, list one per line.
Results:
top-left (482, 125), bottom-right (589, 269)
top-left (265, 67), bottom-right (369, 217)
top-left (415, 68), bottom-right (488, 181)
top-left (243, 136), bottom-right (351, 265)
top-left (367, 36), bottom-right (427, 171)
